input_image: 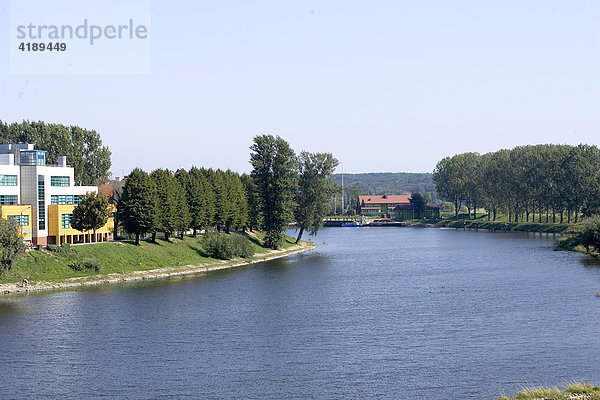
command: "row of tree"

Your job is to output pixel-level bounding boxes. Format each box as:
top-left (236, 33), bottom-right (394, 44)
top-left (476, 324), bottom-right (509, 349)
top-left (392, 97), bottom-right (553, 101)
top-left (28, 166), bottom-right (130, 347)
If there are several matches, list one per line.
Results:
top-left (433, 144), bottom-right (600, 223)
top-left (119, 167), bottom-right (248, 245)
top-left (0, 120), bottom-right (112, 185)
top-left (119, 135), bottom-right (338, 248)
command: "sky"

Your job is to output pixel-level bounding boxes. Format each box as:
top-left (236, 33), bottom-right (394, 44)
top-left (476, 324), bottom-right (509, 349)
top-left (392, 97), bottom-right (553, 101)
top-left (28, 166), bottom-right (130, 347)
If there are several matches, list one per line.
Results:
top-left (1, 0), bottom-right (599, 177)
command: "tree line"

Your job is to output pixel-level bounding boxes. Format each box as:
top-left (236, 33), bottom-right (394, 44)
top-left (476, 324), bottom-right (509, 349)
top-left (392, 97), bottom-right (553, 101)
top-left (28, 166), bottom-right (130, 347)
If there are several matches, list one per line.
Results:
top-left (119, 135), bottom-right (338, 248)
top-left (0, 120), bottom-right (112, 185)
top-left (433, 144), bottom-right (600, 223)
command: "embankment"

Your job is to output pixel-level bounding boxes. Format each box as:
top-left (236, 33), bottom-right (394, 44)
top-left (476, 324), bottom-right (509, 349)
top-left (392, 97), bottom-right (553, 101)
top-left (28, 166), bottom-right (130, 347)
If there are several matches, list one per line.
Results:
top-left (0, 236), bottom-right (315, 295)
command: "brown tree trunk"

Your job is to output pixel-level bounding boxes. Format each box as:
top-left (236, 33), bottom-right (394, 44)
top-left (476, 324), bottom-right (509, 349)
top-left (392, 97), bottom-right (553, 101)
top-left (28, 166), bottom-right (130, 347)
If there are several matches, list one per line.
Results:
top-left (296, 227), bottom-right (304, 244)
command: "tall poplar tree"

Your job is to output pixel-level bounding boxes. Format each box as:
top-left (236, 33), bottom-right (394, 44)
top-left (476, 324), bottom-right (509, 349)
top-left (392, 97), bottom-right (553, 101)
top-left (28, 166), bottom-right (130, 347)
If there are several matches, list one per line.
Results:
top-left (191, 167), bottom-right (216, 233)
top-left (119, 168), bottom-right (158, 246)
top-left (150, 169), bottom-right (190, 241)
top-left (294, 152), bottom-right (338, 243)
top-left (250, 135), bottom-right (297, 249)
top-left (241, 173), bottom-right (261, 231)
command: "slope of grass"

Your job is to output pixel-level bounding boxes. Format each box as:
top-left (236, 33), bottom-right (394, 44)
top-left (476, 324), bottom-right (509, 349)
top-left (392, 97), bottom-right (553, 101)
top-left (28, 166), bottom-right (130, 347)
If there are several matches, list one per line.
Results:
top-left (497, 381), bottom-right (600, 400)
top-left (1, 232), bottom-right (299, 284)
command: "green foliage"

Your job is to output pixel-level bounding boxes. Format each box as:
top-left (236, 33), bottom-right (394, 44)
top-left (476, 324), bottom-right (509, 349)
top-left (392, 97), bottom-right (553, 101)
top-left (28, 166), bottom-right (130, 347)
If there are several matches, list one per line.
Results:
top-left (68, 258), bottom-right (102, 272)
top-left (202, 233), bottom-right (254, 260)
top-left (206, 169), bottom-right (248, 233)
top-left (496, 381), bottom-right (600, 400)
top-left (0, 218), bottom-right (25, 273)
top-left (0, 119), bottom-right (111, 185)
top-left (119, 168), bottom-right (158, 245)
top-left (71, 192), bottom-right (111, 235)
top-left (331, 172), bottom-right (436, 200)
top-left (46, 243), bottom-right (72, 254)
top-left (433, 144), bottom-right (600, 223)
top-left (151, 169), bottom-right (190, 240)
top-left (580, 215), bottom-right (600, 250)
top-left (241, 173), bottom-right (262, 231)
top-left (250, 135), bottom-right (298, 249)
top-left (177, 167), bottom-right (215, 235)
top-left (409, 192), bottom-right (431, 216)
top-left (294, 151), bottom-right (339, 242)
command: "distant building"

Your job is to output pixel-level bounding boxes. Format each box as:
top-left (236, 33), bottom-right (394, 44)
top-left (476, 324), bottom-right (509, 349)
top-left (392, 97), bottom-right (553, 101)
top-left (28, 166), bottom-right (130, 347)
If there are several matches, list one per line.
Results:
top-left (0, 144), bottom-right (114, 245)
top-left (357, 194), bottom-right (440, 219)
top-left (358, 195), bottom-right (412, 216)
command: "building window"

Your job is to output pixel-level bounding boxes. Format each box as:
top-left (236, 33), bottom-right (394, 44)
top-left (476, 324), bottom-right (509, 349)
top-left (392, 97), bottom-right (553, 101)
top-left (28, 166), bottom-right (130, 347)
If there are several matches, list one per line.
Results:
top-left (50, 176), bottom-right (70, 187)
top-left (51, 195), bottom-right (82, 204)
top-left (0, 195), bottom-right (18, 204)
top-left (0, 175), bottom-right (18, 186)
top-left (38, 175), bottom-right (45, 230)
top-left (8, 215), bottom-right (29, 226)
top-left (61, 214), bottom-right (72, 229)
top-left (20, 150), bottom-right (46, 166)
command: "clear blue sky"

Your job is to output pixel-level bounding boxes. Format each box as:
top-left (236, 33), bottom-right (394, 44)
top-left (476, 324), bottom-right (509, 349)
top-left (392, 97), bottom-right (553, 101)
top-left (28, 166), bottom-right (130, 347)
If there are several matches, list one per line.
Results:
top-left (1, 0), bottom-right (599, 176)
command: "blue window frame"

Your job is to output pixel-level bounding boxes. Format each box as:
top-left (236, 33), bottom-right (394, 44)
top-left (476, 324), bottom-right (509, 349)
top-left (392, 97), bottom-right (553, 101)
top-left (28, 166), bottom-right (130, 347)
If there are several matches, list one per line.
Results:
top-left (50, 176), bottom-right (70, 187)
top-left (61, 214), bottom-right (72, 229)
top-left (0, 195), bottom-right (18, 204)
top-left (20, 150), bottom-right (46, 166)
top-left (38, 175), bottom-right (45, 230)
top-left (50, 195), bottom-right (82, 204)
top-left (0, 175), bottom-right (18, 186)
top-left (7, 215), bottom-right (29, 226)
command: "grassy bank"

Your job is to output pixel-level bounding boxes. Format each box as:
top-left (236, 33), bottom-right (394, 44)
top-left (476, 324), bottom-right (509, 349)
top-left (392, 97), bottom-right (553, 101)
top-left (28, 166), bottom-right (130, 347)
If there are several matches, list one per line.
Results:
top-left (0, 232), bottom-right (300, 285)
top-left (496, 381), bottom-right (600, 399)
top-left (403, 213), bottom-right (577, 234)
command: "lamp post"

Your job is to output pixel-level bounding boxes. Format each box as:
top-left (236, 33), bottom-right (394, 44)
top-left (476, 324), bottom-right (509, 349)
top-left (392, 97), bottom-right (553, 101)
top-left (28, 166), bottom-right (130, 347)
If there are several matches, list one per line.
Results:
top-left (19, 204), bottom-right (32, 242)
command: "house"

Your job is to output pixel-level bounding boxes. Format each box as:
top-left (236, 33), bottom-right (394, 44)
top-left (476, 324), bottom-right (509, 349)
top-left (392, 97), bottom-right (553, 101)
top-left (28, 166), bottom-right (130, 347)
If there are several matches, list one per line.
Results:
top-left (357, 194), bottom-right (440, 219)
top-left (358, 195), bottom-right (412, 216)
top-left (0, 143), bottom-right (114, 245)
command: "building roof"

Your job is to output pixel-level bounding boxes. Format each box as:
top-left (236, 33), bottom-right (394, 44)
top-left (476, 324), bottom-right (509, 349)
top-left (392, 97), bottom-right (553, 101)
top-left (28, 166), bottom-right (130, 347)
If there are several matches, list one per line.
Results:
top-left (359, 195), bottom-right (411, 205)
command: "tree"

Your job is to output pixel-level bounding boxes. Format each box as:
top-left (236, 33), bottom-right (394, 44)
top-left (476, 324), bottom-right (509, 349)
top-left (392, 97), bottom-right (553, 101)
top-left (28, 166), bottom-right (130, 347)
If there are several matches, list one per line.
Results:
top-left (119, 168), bottom-right (158, 246)
top-left (250, 135), bottom-right (297, 249)
top-left (409, 192), bottom-right (431, 218)
top-left (71, 192), bottom-right (111, 241)
top-left (151, 169), bottom-right (189, 241)
top-left (241, 173), bottom-right (261, 231)
top-left (224, 170), bottom-right (248, 232)
top-left (191, 167), bottom-right (216, 233)
top-left (294, 152), bottom-right (338, 243)
top-left (0, 218), bottom-right (25, 273)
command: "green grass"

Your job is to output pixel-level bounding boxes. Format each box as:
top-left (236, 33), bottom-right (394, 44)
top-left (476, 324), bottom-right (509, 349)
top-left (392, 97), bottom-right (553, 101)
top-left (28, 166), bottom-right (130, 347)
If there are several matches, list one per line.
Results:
top-left (406, 213), bottom-right (576, 234)
top-left (1, 232), bottom-right (300, 284)
top-left (497, 381), bottom-right (600, 399)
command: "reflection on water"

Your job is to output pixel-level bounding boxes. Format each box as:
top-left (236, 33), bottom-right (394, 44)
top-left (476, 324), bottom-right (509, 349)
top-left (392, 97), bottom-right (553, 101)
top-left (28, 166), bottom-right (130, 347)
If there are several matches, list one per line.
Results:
top-left (1, 227), bottom-right (599, 399)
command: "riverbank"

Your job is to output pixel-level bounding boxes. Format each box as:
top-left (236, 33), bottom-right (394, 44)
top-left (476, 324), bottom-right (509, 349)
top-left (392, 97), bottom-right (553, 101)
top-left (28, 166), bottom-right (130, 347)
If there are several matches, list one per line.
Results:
top-left (0, 234), bottom-right (315, 295)
top-left (496, 381), bottom-right (600, 399)
top-left (407, 218), bottom-right (575, 233)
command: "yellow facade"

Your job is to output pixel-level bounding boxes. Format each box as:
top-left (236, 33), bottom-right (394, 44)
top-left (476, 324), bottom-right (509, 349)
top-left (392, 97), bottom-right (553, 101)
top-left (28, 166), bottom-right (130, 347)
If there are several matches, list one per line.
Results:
top-left (0, 205), bottom-right (33, 242)
top-left (47, 204), bottom-right (115, 245)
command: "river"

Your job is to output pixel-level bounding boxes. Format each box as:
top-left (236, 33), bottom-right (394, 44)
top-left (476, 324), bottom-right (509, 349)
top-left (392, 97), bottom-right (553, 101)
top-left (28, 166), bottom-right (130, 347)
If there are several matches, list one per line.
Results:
top-left (1, 227), bottom-right (599, 399)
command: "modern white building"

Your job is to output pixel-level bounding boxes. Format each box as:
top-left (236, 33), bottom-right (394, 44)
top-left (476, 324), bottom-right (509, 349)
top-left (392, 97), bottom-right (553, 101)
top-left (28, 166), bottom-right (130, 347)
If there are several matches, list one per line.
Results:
top-left (0, 143), bottom-right (101, 245)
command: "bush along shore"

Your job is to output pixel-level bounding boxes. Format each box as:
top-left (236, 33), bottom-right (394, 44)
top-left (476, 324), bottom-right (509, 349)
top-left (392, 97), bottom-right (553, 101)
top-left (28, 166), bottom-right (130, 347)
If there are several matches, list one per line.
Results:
top-left (402, 215), bottom-right (575, 234)
top-left (496, 381), bottom-right (600, 400)
top-left (556, 215), bottom-right (600, 258)
top-left (0, 232), bottom-right (314, 295)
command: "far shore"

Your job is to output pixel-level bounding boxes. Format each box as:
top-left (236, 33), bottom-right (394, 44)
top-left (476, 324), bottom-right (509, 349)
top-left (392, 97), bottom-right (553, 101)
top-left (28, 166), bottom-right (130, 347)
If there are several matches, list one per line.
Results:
top-left (0, 241), bottom-right (315, 296)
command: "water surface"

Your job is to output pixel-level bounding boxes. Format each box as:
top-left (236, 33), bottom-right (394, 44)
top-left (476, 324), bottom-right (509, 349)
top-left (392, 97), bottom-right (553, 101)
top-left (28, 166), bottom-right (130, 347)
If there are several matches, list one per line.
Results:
top-left (1, 227), bottom-right (599, 399)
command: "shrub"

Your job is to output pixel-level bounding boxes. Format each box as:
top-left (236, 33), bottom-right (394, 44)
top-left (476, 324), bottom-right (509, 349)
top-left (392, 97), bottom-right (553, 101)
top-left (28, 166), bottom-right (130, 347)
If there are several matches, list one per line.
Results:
top-left (203, 233), bottom-right (254, 260)
top-left (0, 218), bottom-right (25, 273)
top-left (580, 215), bottom-right (600, 250)
top-left (68, 258), bottom-right (102, 272)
